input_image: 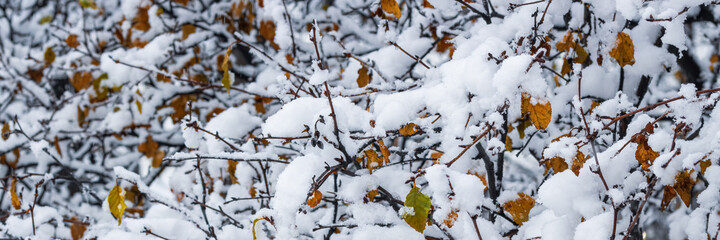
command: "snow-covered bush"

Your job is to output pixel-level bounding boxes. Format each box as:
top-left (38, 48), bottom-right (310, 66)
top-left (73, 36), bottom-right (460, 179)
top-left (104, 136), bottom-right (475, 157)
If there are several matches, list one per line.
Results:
top-left (2, 0), bottom-right (720, 239)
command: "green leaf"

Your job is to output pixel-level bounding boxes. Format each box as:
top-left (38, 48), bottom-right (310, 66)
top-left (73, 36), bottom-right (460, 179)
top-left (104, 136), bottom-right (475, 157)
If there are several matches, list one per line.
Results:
top-left (107, 185), bottom-right (127, 225)
top-left (402, 187), bottom-right (431, 233)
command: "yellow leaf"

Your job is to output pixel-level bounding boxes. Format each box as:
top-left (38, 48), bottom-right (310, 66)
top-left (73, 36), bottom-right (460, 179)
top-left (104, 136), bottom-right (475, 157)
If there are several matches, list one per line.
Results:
top-left (78, 0), bottom-right (97, 9)
top-left (107, 185), bottom-right (127, 225)
top-left (228, 160), bottom-right (239, 184)
top-left (673, 170), bottom-right (696, 207)
top-left (399, 123), bottom-right (419, 136)
top-left (135, 100), bottom-right (143, 114)
top-left (357, 66), bottom-right (370, 88)
top-left (609, 32), bottom-right (635, 67)
top-left (221, 46), bottom-right (233, 94)
top-left (555, 31), bottom-right (574, 52)
top-left (521, 93), bottom-right (552, 130)
top-left (307, 190), bottom-right (322, 207)
top-left (44, 47), bottom-right (56, 66)
top-left (66, 34), bottom-right (80, 48)
top-left (430, 151), bottom-right (443, 159)
top-left (10, 177), bottom-right (21, 209)
top-left (402, 187), bottom-right (431, 233)
top-left (39, 16), bottom-right (53, 24)
top-left (502, 192), bottom-right (534, 225)
top-left (181, 24), bottom-right (196, 40)
top-left (516, 118), bottom-right (532, 139)
top-left (633, 135), bottom-right (658, 171)
top-left (380, 0), bottom-right (402, 19)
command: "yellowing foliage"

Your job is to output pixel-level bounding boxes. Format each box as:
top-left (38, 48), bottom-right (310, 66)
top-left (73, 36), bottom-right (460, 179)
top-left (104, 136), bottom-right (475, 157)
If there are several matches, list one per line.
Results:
top-left (502, 192), bottom-right (534, 225)
top-left (380, 0), bottom-right (402, 19)
top-left (402, 187), bottom-right (431, 232)
top-left (307, 190), bottom-right (322, 207)
top-left (107, 185), bottom-right (127, 225)
top-left (521, 93), bottom-right (552, 130)
top-left (609, 32), bottom-right (635, 67)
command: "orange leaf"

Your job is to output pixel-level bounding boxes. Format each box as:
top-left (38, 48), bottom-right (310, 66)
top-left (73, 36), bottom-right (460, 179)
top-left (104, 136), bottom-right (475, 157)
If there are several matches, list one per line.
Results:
top-left (70, 72), bottom-right (93, 91)
top-left (502, 192), bottom-right (534, 225)
top-left (366, 188), bottom-right (379, 202)
top-left (521, 93), bottom-right (552, 130)
top-left (364, 149), bottom-right (383, 173)
top-left (443, 210), bottom-right (459, 228)
top-left (609, 32), bottom-right (635, 67)
top-left (571, 152), bottom-right (587, 176)
top-left (543, 156), bottom-right (568, 175)
top-left (633, 135), bottom-right (658, 171)
top-left (307, 190), bottom-right (322, 207)
top-left (399, 123), bottom-right (419, 136)
top-left (377, 140), bottom-right (391, 164)
top-left (380, 0), bottom-right (401, 19)
top-left (430, 151), bottom-right (443, 159)
top-left (10, 177), bottom-right (21, 209)
top-left (259, 21), bottom-right (279, 50)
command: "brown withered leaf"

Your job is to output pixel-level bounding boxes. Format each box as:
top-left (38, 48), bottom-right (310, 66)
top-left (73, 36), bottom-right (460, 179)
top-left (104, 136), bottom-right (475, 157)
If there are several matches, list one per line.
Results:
top-left (366, 188), bottom-right (379, 202)
top-left (11, 177), bottom-right (21, 209)
top-left (430, 151), bottom-right (443, 159)
top-left (502, 192), bottom-right (534, 225)
top-left (44, 47), bottom-right (56, 66)
top-left (521, 93), bottom-right (552, 130)
top-left (556, 31), bottom-right (574, 52)
top-left (399, 123), bottom-right (419, 136)
top-left (27, 68), bottom-right (43, 83)
top-left (259, 21), bottom-right (279, 50)
top-left (377, 140), bottom-right (391, 164)
top-left (249, 186), bottom-right (257, 198)
top-left (70, 72), bottom-right (93, 91)
top-left (364, 149), bottom-right (383, 174)
top-left (571, 152), bottom-right (587, 176)
top-left (138, 135), bottom-right (159, 158)
top-left (660, 185), bottom-right (676, 211)
top-left (228, 160), bottom-right (239, 184)
top-left (181, 24), bottom-right (196, 40)
top-left (699, 158), bottom-right (712, 175)
top-left (307, 190), bottom-right (322, 207)
top-left (54, 136), bottom-right (62, 157)
top-left (609, 32), bottom-right (635, 67)
top-left (2, 122), bottom-right (9, 141)
top-left (380, 0), bottom-right (401, 19)
top-left (132, 6), bottom-right (151, 32)
top-left (673, 170), bottom-right (696, 207)
top-left (443, 210), bottom-right (459, 228)
top-left (70, 220), bottom-right (87, 240)
top-left (66, 34), bottom-right (80, 48)
top-left (357, 66), bottom-right (370, 88)
top-left (422, 0), bottom-right (434, 8)
top-left (633, 135), bottom-right (658, 171)
top-left (560, 57), bottom-right (572, 76)
top-left (173, 0), bottom-right (189, 6)
top-left (544, 156), bottom-right (568, 175)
